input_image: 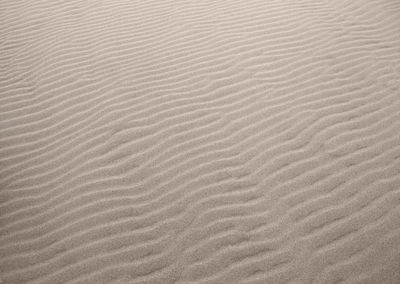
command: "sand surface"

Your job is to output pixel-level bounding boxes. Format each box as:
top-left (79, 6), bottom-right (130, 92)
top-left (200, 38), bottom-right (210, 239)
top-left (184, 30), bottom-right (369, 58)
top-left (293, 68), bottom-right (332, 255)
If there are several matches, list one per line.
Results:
top-left (1, 0), bottom-right (400, 283)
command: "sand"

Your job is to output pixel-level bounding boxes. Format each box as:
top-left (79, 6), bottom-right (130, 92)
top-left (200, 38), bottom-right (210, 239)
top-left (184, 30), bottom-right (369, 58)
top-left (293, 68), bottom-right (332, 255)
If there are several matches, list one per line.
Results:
top-left (1, 0), bottom-right (400, 283)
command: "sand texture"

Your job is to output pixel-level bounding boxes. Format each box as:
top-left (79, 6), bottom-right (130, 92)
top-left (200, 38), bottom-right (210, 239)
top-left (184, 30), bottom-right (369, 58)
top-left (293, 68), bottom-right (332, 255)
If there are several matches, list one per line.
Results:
top-left (1, 0), bottom-right (400, 283)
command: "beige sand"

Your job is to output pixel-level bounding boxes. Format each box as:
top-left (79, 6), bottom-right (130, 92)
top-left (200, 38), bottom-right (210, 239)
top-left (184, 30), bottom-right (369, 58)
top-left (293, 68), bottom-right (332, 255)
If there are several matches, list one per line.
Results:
top-left (1, 0), bottom-right (400, 283)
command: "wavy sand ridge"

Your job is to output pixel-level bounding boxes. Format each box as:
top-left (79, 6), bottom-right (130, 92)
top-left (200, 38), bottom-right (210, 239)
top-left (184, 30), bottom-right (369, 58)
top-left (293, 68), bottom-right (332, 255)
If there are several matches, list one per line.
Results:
top-left (1, 0), bottom-right (400, 283)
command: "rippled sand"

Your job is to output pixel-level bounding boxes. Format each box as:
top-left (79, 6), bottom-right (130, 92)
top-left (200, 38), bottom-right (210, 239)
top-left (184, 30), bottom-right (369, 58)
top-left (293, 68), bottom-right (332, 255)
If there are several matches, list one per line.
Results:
top-left (1, 0), bottom-right (400, 283)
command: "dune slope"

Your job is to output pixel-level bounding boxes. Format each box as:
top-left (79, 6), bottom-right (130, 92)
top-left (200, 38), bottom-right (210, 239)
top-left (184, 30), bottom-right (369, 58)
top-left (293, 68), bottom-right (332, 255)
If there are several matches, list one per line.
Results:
top-left (1, 0), bottom-right (400, 283)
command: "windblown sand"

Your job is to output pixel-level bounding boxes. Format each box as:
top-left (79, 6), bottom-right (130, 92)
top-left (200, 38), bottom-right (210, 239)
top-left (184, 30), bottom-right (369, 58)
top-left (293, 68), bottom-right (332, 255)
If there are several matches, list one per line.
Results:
top-left (1, 0), bottom-right (400, 283)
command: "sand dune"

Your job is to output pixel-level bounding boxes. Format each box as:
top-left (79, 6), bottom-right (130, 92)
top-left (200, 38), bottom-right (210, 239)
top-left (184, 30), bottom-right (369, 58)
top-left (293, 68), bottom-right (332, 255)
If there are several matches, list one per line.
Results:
top-left (1, 0), bottom-right (400, 283)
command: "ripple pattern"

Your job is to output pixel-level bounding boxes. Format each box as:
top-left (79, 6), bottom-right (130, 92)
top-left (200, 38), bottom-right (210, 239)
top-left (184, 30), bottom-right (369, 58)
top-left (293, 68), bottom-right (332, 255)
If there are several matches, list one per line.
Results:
top-left (1, 0), bottom-right (400, 283)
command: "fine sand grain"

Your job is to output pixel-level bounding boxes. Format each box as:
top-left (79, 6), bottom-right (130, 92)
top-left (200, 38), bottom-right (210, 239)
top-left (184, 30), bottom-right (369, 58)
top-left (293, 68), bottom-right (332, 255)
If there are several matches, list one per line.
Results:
top-left (1, 0), bottom-right (400, 283)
